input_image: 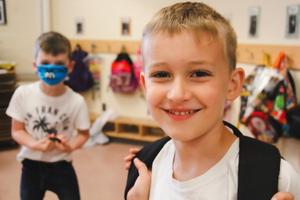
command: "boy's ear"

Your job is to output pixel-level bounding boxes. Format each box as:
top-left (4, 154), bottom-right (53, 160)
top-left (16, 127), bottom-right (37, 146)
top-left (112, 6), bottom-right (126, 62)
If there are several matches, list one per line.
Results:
top-left (139, 72), bottom-right (147, 94)
top-left (32, 62), bottom-right (38, 73)
top-left (67, 60), bottom-right (74, 73)
top-left (226, 67), bottom-right (245, 101)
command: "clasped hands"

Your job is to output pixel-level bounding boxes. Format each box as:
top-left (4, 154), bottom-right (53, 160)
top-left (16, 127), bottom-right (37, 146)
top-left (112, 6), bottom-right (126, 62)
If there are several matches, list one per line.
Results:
top-left (31, 133), bottom-right (72, 153)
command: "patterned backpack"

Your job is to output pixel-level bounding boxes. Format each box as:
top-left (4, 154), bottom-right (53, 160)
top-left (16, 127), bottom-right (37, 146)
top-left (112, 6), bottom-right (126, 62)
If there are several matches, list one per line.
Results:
top-left (239, 53), bottom-right (297, 143)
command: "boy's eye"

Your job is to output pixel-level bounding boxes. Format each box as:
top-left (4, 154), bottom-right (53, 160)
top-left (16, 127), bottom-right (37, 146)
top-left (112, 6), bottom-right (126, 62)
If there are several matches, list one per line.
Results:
top-left (190, 70), bottom-right (211, 78)
top-left (150, 71), bottom-right (171, 78)
top-left (41, 61), bottom-right (50, 65)
top-left (55, 61), bottom-right (66, 66)
top-left (53, 68), bottom-right (68, 73)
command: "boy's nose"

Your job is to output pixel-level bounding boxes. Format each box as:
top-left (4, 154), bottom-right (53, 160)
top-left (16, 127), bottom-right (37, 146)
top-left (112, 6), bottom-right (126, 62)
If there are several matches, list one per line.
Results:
top-left (167, 78), bottom-right (191, 102)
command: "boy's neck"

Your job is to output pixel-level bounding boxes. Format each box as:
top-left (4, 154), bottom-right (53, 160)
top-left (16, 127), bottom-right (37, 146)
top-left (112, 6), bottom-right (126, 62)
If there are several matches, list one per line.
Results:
top-left (39, 81), bottom-right (67, 97)
top-left (172, 123), bottom-right (236, 181)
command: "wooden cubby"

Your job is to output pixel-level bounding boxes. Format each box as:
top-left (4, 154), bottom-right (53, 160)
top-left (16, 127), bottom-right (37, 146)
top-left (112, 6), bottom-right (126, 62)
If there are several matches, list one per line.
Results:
top-left (102, 117), bottom-right (165, 142)
top-left (0, 72), bottom-right (16, 142)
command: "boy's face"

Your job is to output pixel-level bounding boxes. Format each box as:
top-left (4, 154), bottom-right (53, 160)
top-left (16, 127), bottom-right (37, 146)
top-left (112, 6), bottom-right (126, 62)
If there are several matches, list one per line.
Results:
top-left (33, 50), bottom-right (73, 86)
top-left (140, 31), bottom-right (244, 142)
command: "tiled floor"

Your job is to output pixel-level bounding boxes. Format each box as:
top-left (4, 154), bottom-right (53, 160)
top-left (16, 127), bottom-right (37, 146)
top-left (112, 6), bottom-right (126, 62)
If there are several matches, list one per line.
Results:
top-left (0, 136), bottom-right (299, 200)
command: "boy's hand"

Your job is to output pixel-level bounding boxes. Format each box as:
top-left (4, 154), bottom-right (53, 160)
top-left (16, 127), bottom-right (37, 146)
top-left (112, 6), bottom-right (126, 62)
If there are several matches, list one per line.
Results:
top-left (124, 147), bottom-right (140, 170)
top-left (272, 192), bottom-right (294, 200)
top-left (127, 158), bottom-right (151, 200)
top-left (52, 134), bottom-right (73, 153)
top-left (31, 138), bottom-right (54, 152)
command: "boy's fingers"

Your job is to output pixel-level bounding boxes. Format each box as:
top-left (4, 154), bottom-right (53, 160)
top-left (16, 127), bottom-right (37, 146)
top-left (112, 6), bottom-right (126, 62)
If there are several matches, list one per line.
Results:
top-left (41, 137), bottom-right (49, 142)
top-left (129, 147), bottom-right (140, 154)
top-left (125, 162), bottom-right (131, 170)
top-left (133, 158), bottom-right (150, 178)
top-left (46, 141), bottom-right (55, 151)
top-left (40, 140), bottom-right (52, 151)
top-left (271, 192), bottom-right (294, 200)
top-left (124, 154), bottom-right (134, 162)
top-left (56, 134), bottom-right (67, 143)
top-left (43, 139), bottom-right (51, 145)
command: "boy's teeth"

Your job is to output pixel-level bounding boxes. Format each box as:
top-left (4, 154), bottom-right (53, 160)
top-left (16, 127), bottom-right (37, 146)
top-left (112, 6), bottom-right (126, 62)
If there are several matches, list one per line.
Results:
top-left (170, 110), bottom-right (194, 115)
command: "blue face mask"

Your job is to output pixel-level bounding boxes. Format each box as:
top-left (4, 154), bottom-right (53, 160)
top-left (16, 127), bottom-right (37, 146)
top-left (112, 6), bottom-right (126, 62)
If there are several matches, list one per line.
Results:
top-left (37, 64), bottom-right (68, 86)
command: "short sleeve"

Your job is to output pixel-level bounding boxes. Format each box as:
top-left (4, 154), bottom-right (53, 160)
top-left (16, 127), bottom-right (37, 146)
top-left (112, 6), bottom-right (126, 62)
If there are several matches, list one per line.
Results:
top-left (74, 97), bottom-right (90, 131)
top-left (278, 159), bottom-right (300, 199)
top-left (6, 85), bottom-right (25, 122)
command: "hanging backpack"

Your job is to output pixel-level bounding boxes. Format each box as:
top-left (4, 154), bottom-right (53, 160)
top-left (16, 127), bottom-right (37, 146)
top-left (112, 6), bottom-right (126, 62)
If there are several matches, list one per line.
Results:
top-left (133, 48), bottom-right (143, 84)
top-left (286, 104), bottom-right (300, 138)
top-left (65, 44), bottom-right (94, 92)
top-left (109, 49), bottom-right (138, 94)
top-left (239, 53), bottom-right (297, 143)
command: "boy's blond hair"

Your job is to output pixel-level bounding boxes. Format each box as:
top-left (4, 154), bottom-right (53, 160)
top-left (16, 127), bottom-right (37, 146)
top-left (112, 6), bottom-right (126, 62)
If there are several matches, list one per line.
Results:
top-left (35, 31), bottom-right (71, 59)
top-left (142, 2), bottom-right (237, 70)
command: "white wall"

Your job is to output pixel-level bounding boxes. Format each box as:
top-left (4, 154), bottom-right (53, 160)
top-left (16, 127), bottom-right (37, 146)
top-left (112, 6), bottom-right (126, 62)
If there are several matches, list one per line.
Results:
top-left (203, 0), bottom-right (300, 45)
top-left (51, 0), bottom-right (300, 45)
top-left (0, 0), bottom-right (41, 76)
top-left (51, 0), bottom-right (178, 40)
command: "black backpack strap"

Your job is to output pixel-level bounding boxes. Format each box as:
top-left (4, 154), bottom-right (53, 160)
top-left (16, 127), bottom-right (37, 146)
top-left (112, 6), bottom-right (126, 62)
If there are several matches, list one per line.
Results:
top-left (224, 121), bottom-right (281, 200)
top-left (124, 122), bottom-right (281, 200)
top-left (124, 136), bottom-right (171, 199)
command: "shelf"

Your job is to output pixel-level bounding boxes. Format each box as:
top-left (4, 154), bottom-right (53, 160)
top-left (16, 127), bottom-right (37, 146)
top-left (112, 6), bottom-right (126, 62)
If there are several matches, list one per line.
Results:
top-left (103, 116), bottom-right (165, 142)
top-left (105, 131), bottom-right (163, 142)
top-left (0, 72), bottom-right (16, 142)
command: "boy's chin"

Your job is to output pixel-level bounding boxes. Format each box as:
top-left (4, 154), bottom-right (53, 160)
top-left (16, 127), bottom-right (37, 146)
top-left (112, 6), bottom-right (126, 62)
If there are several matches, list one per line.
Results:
top-left (165, 129), bottom-right (204, 143)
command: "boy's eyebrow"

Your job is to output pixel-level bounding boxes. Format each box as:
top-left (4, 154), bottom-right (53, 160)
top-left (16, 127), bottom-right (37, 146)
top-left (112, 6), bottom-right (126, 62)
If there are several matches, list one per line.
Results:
top-left (55, 61), bottom-right (66, 65)
top-left (188, 60), bottom-right (214, 66)
top-left (148, 62), bottom-right (168, 68)
top-left (148, 60), bottom-right (213, 68)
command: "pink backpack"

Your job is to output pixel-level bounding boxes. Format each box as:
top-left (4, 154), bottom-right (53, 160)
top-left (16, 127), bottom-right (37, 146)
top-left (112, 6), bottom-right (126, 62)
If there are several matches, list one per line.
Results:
top-left (109, 52), bottom-right (138, 93)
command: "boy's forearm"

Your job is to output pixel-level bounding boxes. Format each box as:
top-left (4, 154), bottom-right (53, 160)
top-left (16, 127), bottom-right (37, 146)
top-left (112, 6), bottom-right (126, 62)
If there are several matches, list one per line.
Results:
top-left (11, 119), bottom-right (38, 149)
top-left (12, 129), bottom-right (37, 149)
top-left (69, 130), bottom-right (89, 151)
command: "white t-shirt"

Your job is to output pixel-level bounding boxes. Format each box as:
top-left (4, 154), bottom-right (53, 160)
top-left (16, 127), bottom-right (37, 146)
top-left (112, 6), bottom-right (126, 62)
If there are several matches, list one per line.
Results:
top-left (150, 139), bottom-right (300, 200)
top-left (6, 82), bottom-right (90, 162)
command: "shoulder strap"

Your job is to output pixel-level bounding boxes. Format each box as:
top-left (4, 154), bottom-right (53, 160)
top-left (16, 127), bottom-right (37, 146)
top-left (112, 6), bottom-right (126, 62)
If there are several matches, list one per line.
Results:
top-left (224, 121), bottom-right (281, 200)
top-left (124, 136), bottom-right (170, 199)
top-left (124, 122), bottom-right (281, 200)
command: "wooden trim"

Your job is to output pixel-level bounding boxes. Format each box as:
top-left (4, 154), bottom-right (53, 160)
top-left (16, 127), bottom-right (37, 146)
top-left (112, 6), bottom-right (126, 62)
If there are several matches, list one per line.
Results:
top-left (105, 131), bottom-right (162, 142)
top-left (237, 44), bottom-right (300, 70)
top-left (71, 39), bottom-right (300, 69)
top-left (70, 39), bottom-right (140, 54)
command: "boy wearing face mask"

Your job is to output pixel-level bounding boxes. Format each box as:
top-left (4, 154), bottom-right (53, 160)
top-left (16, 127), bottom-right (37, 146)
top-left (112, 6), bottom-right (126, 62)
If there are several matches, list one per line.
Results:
top-left (6, 31), bottom-right (90, 200)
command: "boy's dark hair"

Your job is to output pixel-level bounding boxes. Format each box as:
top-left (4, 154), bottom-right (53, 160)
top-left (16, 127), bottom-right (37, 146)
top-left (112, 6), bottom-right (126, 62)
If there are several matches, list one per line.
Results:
top-left (142, 1), bottom-right (237, 70)
top-left (34, 31), bottom-right (71, 59)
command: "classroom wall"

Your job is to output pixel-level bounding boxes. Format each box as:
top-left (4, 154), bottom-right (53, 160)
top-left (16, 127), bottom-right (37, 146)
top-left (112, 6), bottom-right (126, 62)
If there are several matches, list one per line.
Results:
top-left (0, 0), bottom-right (41, 77)
top-left (1, 0), bottom-right (300, 118)
top-left (51, 0), bottom-right (300, 45)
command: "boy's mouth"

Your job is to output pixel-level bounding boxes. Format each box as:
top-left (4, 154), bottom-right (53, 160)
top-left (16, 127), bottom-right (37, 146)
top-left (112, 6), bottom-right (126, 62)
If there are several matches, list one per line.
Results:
top-left (161, 108), bottom-right (201, 120)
